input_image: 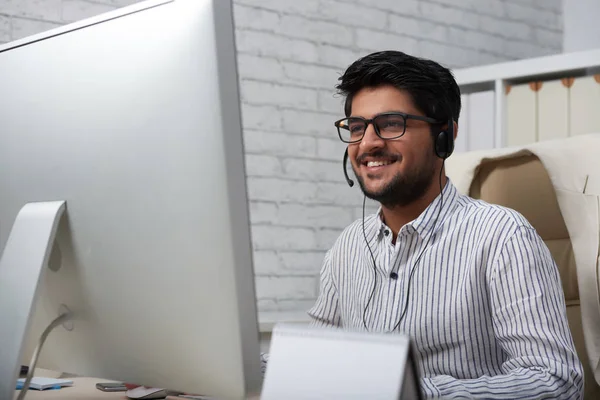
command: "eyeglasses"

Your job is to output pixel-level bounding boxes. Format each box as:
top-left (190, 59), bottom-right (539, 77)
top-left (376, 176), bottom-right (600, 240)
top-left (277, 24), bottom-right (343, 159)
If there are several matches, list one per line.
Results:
top-left (334, 112), bottom-right (442, 143)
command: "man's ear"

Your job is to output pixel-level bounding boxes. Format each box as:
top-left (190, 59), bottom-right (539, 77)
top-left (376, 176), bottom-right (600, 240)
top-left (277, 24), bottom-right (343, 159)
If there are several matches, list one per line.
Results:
top-left (452, 120), bottom-right (458, 140)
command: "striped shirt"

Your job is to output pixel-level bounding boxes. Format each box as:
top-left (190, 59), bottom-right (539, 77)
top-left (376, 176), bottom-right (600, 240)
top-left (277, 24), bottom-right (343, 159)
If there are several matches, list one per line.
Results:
top-left (307, 178), bottom-right (584, 399)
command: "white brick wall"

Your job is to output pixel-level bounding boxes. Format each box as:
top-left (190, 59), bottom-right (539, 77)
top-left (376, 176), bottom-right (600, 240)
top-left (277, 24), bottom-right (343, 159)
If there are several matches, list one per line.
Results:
top-left (0, 0), bottom-right (563, 313)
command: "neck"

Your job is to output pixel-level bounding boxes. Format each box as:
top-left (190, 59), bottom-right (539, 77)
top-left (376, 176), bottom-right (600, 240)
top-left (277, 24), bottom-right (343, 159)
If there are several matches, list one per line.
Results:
top-left (381, 174), bottom-right (447, 242)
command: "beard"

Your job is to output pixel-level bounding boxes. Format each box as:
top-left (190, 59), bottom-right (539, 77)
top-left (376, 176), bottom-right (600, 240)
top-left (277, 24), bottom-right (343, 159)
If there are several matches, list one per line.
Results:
top-left (353, 150), bottom-right (436, 208)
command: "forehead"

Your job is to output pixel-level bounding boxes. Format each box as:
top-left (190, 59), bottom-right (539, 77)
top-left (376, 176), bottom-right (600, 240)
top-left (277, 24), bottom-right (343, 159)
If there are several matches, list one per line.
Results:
top-left (350, 85), bottom-right (419, 118)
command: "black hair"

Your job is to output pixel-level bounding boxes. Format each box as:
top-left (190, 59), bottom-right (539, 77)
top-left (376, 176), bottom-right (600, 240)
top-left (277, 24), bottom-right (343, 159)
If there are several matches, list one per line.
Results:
top-left (336, 50), bottom-right (461, 127)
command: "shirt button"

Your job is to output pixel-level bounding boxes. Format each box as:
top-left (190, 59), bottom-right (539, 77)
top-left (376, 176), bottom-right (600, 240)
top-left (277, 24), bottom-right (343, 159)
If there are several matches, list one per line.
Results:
top-left (389, 272), bottom-right (398, 280)
top-left (384, 230), bottom-right (390, 236)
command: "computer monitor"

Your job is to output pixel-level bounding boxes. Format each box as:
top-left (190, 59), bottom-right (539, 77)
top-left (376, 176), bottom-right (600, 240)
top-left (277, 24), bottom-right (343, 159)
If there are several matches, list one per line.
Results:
top-left (0, 0), bottom-right (262, 399)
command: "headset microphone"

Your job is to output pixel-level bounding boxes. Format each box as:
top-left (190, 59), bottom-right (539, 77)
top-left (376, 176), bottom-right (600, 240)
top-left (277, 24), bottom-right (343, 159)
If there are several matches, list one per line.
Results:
top-left (343, 148), bottom-right (354, 187)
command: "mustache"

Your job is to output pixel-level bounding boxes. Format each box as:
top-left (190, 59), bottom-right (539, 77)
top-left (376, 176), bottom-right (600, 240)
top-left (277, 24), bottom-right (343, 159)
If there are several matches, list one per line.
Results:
top-left (356, 150), bottom-right (401, 164)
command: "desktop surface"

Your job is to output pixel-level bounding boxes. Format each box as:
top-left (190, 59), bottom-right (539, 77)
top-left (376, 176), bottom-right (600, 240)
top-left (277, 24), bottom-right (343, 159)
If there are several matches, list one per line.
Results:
top-left (14, 377), bottom-right (261, 400)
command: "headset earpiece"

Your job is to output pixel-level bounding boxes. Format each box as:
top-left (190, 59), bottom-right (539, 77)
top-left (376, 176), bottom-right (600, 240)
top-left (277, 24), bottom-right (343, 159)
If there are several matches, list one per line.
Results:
top-left (434, 118), bottom-right (454, 159)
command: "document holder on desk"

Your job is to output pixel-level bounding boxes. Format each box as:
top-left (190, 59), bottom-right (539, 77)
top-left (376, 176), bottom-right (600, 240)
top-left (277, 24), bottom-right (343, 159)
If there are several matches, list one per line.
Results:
top-left (261, 323), bottom-right (423, 400)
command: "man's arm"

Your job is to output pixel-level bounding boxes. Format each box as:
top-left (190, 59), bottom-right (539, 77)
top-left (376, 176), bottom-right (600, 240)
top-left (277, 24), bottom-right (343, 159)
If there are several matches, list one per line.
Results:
top-left (422, 225), bottom-right (584, 399)
top-left (307, 250), bottom-right (341, 327)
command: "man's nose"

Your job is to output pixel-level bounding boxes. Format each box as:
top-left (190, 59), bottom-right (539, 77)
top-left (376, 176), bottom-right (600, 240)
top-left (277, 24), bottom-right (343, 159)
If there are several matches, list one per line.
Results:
top-left (359, 123), bottom-right (384, 151)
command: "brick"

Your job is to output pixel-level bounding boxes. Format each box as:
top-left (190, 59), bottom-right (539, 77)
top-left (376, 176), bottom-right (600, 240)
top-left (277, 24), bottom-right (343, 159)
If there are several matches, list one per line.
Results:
top-left (318, 90), bottom-right (345, 114)
top-left (0, 0), bottom-right (61, 22)
top-left (10, 17), bottom-right (61, 41)
top-left (355, 0), bottom-right (420, 16)
top-left (235, 30), bottom-right (319, 64)
top-left (245, 154), bottom-right (283, 177)
top-left (316, 228), bottom-right (345, 250)
top-left (318, 0), bottom-right (389, 30)
top-left (316, 182), bottom-right (364, 206)
top-left (237, 54), bottom-right (284, 83)
top-left (416, 41), bottom-right (481, 68)
top-left (477, 15), bottom-right (532, 41)
top-left (277, 203), bottom-right (354, 229)
top-left (418, 2), bottom-right (479, 31)
top-left (352, 204), bottom-right (381, 220)
top-left (251, 226), bottom-right (316, 250)
top-left (61, 0), bottom-right (115, 23)
top-left (89, 0), bottom-right (140, 5)
top-left (355, 28), bottom-right (419, 54)
top-left (477, 52), bottom-right (509, 66)
top-left (252, 250), bottom-right (281, 276)
top-left (502, 39), bottom-right (549, 59)
top-left (282, 158), bottom-right (344, 182)
top-left (278, 299), bottom-right (317, 311)
top-left (446, 26), bottom-right (505, 53)
top-left (282, 109), bottom-right (340, 137)
top-left (250, 249), bottom-right (327, 276)
top-left (504, 2), bottom-right (559, 30)
top-left (280, 15), bottom-right (354, 47)
top-left (247, 177), bottom-right (317, 203)
top-left (504, 0), bottom-right (561, 13)
top-left (233, 4), bottom-right (279, 32)
top-left (243, 130), bottom-right (316, 158)
top-left (532, 0), bottom-right (562, 12)
top-left (241, 80), bottom-right (318, 111)
top-left (388, 15), bottom-right (447, 43)
top-left (471, 0), bottom-right (505, 18)
top-left (234, 0), bottom-right (321, 16)
top-left (282, 61), bottom-right (339, 90)
top-left (252, 250), bottom-right (323, 276)
top-left (0, 15), bottom-right (10, 42)
top-left (241, 104), bottom-right (282, 131)
top-left (532, 28), bottom-right (562, 49)
top-left (317, 44), bottom-right (361, 69)
top-left (258, 299), bottom-right (317, 311)
top-left (255, 276), bottom-right (317, 299)
top-left (279, 250), bottom-right (327, 272)
top-left (249, 201), bottom-right (278, 225)
top-left (317, 138), bottom-right (347, 161)
top-left (108, 0), bottom-right (141, 6)
top-left (257, 298), bottom-right (278, 311)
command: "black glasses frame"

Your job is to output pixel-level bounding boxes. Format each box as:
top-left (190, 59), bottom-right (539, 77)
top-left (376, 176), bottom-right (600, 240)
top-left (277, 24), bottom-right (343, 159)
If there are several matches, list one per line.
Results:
top-left (334, 111), bottom-right (443, 143)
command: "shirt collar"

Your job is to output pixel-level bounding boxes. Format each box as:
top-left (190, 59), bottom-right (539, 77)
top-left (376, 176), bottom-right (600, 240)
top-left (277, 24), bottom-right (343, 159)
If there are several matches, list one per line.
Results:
top-left (371, 178), bottom-right (459, 242)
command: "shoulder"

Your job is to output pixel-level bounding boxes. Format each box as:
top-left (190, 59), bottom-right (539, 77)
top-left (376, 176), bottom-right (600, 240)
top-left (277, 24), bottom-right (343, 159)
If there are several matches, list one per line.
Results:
top-left (449, 194), bottom-right (541, 261)
top-left (456, 193), bottom-right (534, 234)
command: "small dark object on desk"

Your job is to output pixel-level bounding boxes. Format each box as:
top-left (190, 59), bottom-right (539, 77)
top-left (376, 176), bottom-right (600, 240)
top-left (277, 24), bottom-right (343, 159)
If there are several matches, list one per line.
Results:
top-left (96, 382), bottom-right (128, 392)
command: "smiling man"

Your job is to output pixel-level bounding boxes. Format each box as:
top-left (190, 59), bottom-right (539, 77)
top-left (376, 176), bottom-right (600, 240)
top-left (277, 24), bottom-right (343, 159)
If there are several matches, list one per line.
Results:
top-left (307, 51), bottom-right (584, 399)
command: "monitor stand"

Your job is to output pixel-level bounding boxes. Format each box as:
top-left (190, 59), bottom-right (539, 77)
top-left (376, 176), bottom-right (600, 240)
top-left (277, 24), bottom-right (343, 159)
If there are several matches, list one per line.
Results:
top-left (0, 201), bottom-right (68, 399)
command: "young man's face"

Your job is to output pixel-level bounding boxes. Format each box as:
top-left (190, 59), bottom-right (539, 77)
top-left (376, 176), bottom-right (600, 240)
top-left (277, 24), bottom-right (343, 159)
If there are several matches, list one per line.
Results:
top-left (347, 85), bottom-right (438, 207)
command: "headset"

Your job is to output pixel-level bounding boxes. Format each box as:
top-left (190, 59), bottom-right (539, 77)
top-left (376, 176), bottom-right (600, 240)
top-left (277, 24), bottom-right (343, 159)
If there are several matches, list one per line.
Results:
top-left (434, 117), bottom-right (455, 160)
top-left (342, 118), bottom-right (455, 332)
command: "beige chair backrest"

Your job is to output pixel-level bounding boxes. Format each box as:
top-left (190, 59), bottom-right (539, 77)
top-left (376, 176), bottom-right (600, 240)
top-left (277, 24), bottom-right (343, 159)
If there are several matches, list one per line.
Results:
top-left (468, 153), bottom-right (599, 399)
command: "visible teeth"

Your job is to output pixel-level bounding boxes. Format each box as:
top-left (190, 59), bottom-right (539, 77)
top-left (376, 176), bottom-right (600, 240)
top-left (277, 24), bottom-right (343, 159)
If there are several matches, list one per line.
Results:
top-left (367, 160), bottom-right (392, 167)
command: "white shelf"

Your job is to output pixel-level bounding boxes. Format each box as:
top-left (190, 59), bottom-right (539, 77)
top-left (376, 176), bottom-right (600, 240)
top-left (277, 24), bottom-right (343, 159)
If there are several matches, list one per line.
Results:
top-left (452, 48), bottom-right (600, 151)
top-left (455, 48), bottom-right (600, 89)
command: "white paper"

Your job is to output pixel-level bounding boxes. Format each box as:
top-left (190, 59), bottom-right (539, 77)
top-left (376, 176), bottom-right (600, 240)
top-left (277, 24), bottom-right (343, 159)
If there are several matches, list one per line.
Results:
top-left (17, 377), bottom-right (73, 390)
top-left (261, 323), bottom-right (420, 400)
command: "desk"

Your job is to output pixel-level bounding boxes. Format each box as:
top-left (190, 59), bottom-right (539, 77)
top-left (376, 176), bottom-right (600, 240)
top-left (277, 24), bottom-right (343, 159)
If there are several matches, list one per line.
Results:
top-left (14, 371), bottom-right (260, 400)
top-left (14, 377), bottom-right (169, 399)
